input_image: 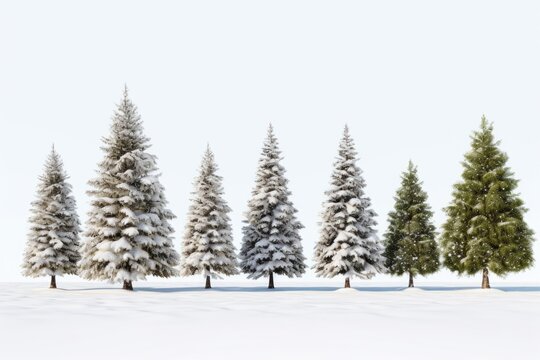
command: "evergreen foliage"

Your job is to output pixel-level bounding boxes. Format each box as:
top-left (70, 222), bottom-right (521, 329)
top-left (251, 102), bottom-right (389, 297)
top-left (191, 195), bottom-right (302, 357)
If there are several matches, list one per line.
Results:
top-left (79, 87), bottom-right (179, 290)
top-left (180, 146), bottom-right (238, 288)
top-left (383, 161), bottom-right (439, 287)
top-left (441, 116), bottom-right (534, 287)
top-left (313, 126), bottom-right (385, 287)
top-left (22, 146), bottom-right (81, 288)
top-left (239, 125), bottom-right (306, 288)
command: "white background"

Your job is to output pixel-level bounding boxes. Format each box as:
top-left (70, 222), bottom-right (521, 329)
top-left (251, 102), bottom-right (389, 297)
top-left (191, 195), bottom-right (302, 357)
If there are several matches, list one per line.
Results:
top-left (1, 0), bottom-right (539, 284)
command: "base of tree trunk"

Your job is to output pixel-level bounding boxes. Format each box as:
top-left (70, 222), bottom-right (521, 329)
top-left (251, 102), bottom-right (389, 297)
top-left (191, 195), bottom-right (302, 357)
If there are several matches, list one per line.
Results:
top-left (408, 272), bottom-right (414, 288)
top-left (123, 280), bottom-right (133, 291)
top-left (268, 271), bottom-right (275, 289)
top-left (205, 275), bottom-right (211, 289)
top-left (50, 275), bottom-right (56, 289)
top-left (344, 277), bottom-right (350, 288)
top-left (481, 268), bottom-right (490, 289)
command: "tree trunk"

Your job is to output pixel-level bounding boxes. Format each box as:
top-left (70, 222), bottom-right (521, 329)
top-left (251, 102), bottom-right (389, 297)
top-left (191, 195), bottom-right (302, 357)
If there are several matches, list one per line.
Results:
top-left (50, 275), bottom-right (56, 289)
top-left (408, 272), bottom-right (414, 288)
top-left (123, 280), bottom-right (133, 291)
top-left (344, 277), bottom-right (350, 288)
top-left (268, 271), bottom-right (275, 289)
top-left (205, 275), bottom-right (211, 289)
top-left (481, 268), bottom-right (490, 289)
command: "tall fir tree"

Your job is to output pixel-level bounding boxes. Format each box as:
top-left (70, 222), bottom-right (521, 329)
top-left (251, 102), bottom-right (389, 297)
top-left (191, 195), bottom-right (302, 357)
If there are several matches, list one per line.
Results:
top-left (180, 146), bottom-right (238, 288)
top-left (313, 126), bottom-right (385, 288)
top-left (441, 116), bottom-right (534, 288)
top-left (22, 146), bottom-right (81, 288)
top-left (240, 125), bottom-right (306, 288)
top-left (383, 161), bottom-right (439, 287)
top-left (79, 87), bottom-right (179, 290)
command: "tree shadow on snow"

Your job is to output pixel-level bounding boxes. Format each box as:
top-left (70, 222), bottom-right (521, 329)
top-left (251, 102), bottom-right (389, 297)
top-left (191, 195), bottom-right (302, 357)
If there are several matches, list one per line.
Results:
top-left (411, 286), bottom-right (540, 292)
top-left (135, 286), bottom-right (341, 293)
top-left (58, 287), bottom-right (124, 292)
top-left (54, 285), bottom-right (540, 293)
top-left (135, 286), bottom-right (408, 293)
top-left (493, 286), bottom-right (540, 292)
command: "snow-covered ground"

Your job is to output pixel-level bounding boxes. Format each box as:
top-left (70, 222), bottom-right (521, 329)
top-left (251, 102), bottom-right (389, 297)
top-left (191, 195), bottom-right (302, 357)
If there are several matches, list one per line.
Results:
top-left (1, 281), bottom-right (539, 360)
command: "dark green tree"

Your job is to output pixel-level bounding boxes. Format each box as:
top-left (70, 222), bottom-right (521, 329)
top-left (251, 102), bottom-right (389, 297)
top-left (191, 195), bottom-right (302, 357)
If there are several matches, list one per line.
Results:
top-left (441, 116), bottom-right (534, 288)
top-left (383, 161), bottom-right (439, 287)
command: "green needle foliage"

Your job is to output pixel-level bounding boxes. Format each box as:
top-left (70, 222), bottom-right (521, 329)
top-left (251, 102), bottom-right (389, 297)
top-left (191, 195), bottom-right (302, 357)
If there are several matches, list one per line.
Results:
top-left (441, 116), bottom-right (534, 288)
top-left (383, 161), bottom-right (439, 287)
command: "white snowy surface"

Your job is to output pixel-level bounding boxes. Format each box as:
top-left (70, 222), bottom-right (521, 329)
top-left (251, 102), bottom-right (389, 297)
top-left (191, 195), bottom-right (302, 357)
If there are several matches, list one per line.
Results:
top-left (1, 281), bottom-right (539, 360)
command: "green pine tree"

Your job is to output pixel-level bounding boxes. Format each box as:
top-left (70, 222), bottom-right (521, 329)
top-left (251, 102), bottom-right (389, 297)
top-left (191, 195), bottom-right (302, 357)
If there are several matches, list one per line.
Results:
top-left (441, 116), bottom-right (534, 288)
top-left (383, 161), bottom-right (439, 287)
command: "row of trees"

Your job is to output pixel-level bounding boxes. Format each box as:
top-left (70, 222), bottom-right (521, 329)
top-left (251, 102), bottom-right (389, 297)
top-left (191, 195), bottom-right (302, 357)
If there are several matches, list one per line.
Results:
top-left (22, 88), bottom-right (534, 290)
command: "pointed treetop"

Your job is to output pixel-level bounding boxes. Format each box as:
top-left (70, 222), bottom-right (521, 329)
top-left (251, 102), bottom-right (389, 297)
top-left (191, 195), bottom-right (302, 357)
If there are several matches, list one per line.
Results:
top-left (103, 86), bottom-right (150, 156)
top-left (261, 123), bottom-right (280, 158)
top-left (340, 124), bottom-right (353, 145)
top-left (203, 143), bottom-right (215, 164)
top-left (266, 123), bottom-right (277, 143)
top-left (45, 144), bottom-right (62, 171)
top-left (118, 85), bottom-right (135, 114)
top-left (471, 115), bottom-right (498, 148)
top-left (205, 142), bottom-right (213, 156)
top-left (337, 124), bottom-right (356, 161)
top-left (407, 160), bottom-right (416, 172)
top-left (197, 144), bottom-right (218, 180)
top-left (343, 124), bottom-right (350, 137)
top-left (479, 114), bottom-right (492, 132)
top-left (48, 144), bottom-right (59, 165)
top-left (341, 124), bottom-right (354, 143)
top-left (120, 85), bottom-right (132, 108)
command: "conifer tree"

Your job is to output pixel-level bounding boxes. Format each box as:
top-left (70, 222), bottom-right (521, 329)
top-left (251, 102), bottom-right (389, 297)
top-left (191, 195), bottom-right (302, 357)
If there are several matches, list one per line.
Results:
top-left (313, 126), bottom-right (385, 288)
top-left (22, 146), bottom-right (81, 288)
top-left (383, 161), bottom-right (439, 287)
top-left (441, 116), bottom-right (534, 288)
top-left (180, 146), bottom-right (238, 288)
top-left (240, 125), bottom-right (306, 288)
top-left (79, 87), bottom-right (179, 290)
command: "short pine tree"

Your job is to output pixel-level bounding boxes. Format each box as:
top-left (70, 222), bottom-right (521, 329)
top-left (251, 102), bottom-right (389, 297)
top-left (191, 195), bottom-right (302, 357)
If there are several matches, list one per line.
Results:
top-left (313, 126), bottom-right (385, 288)
top-left (240, 125), bottom-right (306, 288)
top-left (180, 146), bottom-right (238, 288)
top-left (79, 87), bottom-right (179, 290)
top-left (383, 161), bottom-right (439, 287)
top-left (22, 146), bottom-right (81, 288)
top-left (441, 116), bottom-right (534, 288)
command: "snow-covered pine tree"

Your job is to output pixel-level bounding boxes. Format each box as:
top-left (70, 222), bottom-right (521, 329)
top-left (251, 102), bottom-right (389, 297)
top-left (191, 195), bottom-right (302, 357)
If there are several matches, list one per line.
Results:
top-left (79, 87), bottom-right (179, 291)
top-left (180, 146), bottom-right (238, 288)
top-left (313, 125), bottom-right (385, 288)
top-left (22, 146), bottom-right (81, 288)
top-left (240, 125), bottom-right (306, 289)
top-left (441, 116), bottom-right (534, 288)
top-left (383, 161), bottom-right (439, 287)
